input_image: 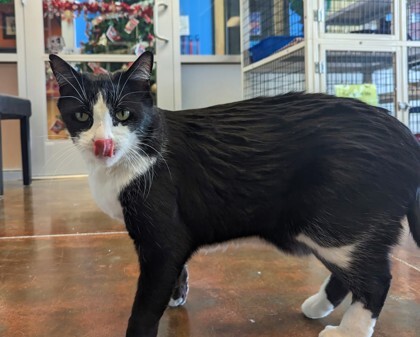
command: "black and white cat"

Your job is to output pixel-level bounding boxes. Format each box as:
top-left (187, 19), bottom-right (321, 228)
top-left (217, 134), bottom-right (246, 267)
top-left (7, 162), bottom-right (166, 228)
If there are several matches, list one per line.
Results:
top-left (49, 51), bottom-right (420, 337)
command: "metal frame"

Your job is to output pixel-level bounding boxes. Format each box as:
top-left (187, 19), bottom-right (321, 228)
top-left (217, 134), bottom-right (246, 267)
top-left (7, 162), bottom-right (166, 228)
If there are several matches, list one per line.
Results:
top-left (241, 0), bottom-right (420, 129)
top-left (319, 44), bottom-right (400, 118)
top-left (316, 0), bottom-right (399, 42)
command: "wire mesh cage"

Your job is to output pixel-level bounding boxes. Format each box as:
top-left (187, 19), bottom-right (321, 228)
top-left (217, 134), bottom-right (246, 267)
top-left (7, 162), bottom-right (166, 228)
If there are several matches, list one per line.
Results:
top-left (242, 0), bottom-right (304, 66)
top-left (325, 50), bottom-right (396, 115)
top-left (244, 47), bottom-right (305, 98)
top-left (408, 0), bottom-right (420, 40)
top-left (324, 0), bottom-right (393, 34)
top-left (408, 47), bottom-right (420, 134)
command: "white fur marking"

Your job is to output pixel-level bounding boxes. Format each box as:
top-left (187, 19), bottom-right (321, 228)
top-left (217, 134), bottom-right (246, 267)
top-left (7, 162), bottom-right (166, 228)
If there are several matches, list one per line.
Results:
top-left (76, 92), bottom-right (156, 221)
top-left (319, 302), bottom-right (376, 337)
top-left (302, 276), bottom-right (335, 319)
top-left (92, 93), bottom-right (113, 140)
top-left (296, 234), bottom-right (355, 269)
top-left (168, 297), bottom-right (186, 307)
top-left (400, 215), bottom-right (408, 228)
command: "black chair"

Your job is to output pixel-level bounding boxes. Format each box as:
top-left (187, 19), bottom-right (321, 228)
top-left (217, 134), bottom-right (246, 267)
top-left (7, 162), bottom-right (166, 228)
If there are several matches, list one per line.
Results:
top-left (0, 94), bottom-right (32, 195)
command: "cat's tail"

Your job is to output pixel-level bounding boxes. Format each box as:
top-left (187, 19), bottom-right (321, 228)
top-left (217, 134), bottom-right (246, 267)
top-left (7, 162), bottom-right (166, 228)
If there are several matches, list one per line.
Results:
top-left (407, 187), bottom-right (420, 247)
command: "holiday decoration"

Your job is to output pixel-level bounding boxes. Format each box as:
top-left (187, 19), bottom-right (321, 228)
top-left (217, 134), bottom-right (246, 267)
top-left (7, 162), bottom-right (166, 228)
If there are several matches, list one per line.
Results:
top-left (43, 0), bottom-right (155, 54)
top-left (42, 0), bottom-right (157, 56)
top-left (44, 0), bottom-right (157, 138)
top-left (106, 25), bottom-right (121, 42)
top-left (124, 17), bottom-right (139, 34)
top-left (88, 62), bottom-right (109, 74)
top-left (43, 0), bottom-right (153, 19)
top-left (47, 35), bottom-right (66, 54)
top-left (50, 118), bottom-right (66, 134)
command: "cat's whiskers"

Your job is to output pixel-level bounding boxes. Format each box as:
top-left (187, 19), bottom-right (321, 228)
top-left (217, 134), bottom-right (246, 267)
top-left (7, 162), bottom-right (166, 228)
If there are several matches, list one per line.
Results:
top-left (126, 146), bottom-right (155, 199)
top-left (131, 149), bottom-right (154, 199)
top-left (107, 72), bottom-right (117, 103)
top-left (134, 128), bottom-right (170, 171)
top-left (70, 68), bottom-right (88, 101)
top-left (123, 148), bottom-right (146, 196)
top-left (54, 71), bottom-right (86, 103)
top-left (56, 95), bottom-right (85, 105)
top-left (116, 91), bottom-right (147, 107)
top-left (42, 144), bottom-right (80, 183)
top-left (81, 74), bottom-right (87, 101)
top-left (115, 72), bottom-right (123, 103)
top-left (116, 62), bottom-right (143, 103)
top-left (138, 141), bottom-right (172, 181)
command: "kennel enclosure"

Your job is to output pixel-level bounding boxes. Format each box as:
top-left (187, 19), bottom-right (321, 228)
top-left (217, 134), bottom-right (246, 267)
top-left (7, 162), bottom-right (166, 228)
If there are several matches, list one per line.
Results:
top-left (241, 0), bottom-right (420, 135)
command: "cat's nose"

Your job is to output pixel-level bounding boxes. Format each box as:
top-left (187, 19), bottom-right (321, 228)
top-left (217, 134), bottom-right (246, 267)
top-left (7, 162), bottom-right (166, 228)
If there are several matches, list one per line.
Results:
top-left (94, 139), bottom-right (114, 157)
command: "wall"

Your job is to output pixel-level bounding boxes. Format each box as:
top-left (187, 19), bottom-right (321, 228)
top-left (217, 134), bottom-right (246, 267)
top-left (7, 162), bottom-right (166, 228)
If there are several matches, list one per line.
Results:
top-left (181, 63), bottom-right (242, 109)
top-left (0, 62), bottom-right (21, 170)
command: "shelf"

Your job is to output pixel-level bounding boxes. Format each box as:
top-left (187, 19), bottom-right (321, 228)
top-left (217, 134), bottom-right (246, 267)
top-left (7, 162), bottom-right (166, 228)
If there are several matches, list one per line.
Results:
top-left (325, 50), bottom-right (394, 73)
top-left (243, 41), bottom-right (305, 73)
top-left (325, 0), bottom-right (391, 26)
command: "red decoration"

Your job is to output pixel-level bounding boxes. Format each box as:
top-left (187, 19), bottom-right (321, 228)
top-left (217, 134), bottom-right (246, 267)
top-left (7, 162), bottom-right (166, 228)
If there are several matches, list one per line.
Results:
top-left (124, 17), bottom-right (139, 34)
top-left (43, 0), bottom-right (153, 19)
top-left (106, 25), bottom-right (121, 42)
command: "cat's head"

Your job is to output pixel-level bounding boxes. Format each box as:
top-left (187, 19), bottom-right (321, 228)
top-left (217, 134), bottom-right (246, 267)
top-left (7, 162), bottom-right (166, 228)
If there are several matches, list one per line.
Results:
top-left (49, 52), bottom-right (162, 170)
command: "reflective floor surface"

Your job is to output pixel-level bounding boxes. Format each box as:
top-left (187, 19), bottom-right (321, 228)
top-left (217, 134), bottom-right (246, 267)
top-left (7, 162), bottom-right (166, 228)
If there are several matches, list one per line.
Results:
top-left (0, 178), bottom-right (419, 337)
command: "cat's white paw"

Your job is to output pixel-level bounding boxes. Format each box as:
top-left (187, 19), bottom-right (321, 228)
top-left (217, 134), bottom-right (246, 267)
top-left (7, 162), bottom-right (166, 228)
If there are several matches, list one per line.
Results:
top-left (302, 293), bottom-right (334, 319)
top-left (319, 326), bottom-right (351, 337)
top-left (168, 296), bottom-right (187, 307)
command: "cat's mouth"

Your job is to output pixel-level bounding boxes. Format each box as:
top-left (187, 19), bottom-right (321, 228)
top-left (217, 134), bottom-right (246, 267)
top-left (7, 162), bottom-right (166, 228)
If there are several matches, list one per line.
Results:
top-left (94, 139), bottom-right (115, 158)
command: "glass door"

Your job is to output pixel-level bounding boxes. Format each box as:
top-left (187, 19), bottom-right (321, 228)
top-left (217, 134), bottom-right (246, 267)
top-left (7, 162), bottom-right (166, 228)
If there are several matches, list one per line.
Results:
top-left (0, 0), bottom-right (26, 173)
top-left (24, 0), bottom-right (181, 176)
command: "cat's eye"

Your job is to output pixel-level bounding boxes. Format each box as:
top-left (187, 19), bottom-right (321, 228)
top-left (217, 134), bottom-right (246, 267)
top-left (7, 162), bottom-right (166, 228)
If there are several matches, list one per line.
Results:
top-left (116, 110), bottom-right (130, 122)
top-left (74, 112), bottom-right (90, 122)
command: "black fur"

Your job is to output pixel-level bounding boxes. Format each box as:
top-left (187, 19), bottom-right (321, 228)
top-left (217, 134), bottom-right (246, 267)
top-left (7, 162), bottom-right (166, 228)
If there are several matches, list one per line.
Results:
top-left (407, 188), bottom-right (420, 245)
top-left (50, 52), bottom-right (420, 337)
top-left (325, 275), bottom-right (349, 308)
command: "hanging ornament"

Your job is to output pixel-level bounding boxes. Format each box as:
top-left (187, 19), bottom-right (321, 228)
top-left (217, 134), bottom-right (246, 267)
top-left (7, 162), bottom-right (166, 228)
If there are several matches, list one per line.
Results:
top-left (133, 40), bottom-right (148, 56)
top-left (124, 18), bottom-right (139, 34)
top-left (91, 16), bottom-right (104, 26)
top-left (42, 0), bottom-right (154, 19)
top-left (98, 33), bottom-right (108, 46)
top-left (61, 9), bottom-right (74, 23)
top-left (143, 14), bottom-right (152, 24)
top-left (133, 43), bottom-right (144, 56)
top-left (88, 62), bottom-right (108, 74)
top-left (47, 35), bottom-right (66, 54)
top-left (106, 25), bottom-right (121, 43)
top-left (50, 118), bottom-right (66, 134)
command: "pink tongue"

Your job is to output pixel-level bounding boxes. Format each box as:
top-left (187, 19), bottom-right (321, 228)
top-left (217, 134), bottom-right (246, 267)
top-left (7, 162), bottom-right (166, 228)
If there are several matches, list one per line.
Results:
top-left (94, 139), bottom-right (114, 157)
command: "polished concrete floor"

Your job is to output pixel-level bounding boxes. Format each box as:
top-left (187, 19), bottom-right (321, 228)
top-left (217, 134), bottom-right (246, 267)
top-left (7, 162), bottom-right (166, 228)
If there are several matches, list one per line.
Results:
top-left (0, 178), bottom-right (419, 337)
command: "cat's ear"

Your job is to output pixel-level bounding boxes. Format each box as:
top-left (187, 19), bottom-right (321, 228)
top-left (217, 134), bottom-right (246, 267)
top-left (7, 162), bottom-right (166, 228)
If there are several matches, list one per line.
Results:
top-left (49, 54), bottom-right (82, 88)
top-left (125, 51), bottom-right (154, 82)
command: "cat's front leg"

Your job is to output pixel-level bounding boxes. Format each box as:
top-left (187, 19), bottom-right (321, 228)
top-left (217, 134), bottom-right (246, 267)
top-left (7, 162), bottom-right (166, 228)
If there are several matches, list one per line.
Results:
top-left (169, 264), bottom-right (189, 307)
top-left (126, 244), bottom-right (190, 337)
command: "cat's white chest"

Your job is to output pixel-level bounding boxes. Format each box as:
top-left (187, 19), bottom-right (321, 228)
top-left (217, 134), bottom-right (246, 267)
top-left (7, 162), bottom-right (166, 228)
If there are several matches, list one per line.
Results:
top-left (88, 168), bottom-right (127, 222)
top-left (86, 155), bottom-right (157, 223)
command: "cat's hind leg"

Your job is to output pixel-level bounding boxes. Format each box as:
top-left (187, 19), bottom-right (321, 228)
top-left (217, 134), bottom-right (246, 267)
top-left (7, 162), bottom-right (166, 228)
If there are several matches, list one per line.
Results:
top-left (296, 229), bottom-right (395, 337)
top-left (302, 274), bottom-right (349, 319)
top-left (168, 264), bottom-right (189, 307)
top-left (317, 254), bottom-right (392, 337)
